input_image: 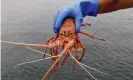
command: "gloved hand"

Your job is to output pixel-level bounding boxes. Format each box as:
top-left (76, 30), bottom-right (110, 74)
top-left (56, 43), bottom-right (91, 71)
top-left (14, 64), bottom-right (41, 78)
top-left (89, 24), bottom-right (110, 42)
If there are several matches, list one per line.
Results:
top-left (53, 0), bottom-right (99, 33)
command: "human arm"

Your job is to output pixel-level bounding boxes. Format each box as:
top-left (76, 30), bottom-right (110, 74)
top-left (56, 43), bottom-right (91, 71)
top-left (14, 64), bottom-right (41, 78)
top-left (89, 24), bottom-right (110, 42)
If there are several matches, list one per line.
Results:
top-left (98, 0), bottom-right (133, 13)
top-left (53, 0), bottom-right (133, 33)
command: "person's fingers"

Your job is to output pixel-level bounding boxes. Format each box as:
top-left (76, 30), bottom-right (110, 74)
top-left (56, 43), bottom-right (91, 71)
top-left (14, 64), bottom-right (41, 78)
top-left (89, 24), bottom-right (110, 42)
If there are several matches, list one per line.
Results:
top-left (54, 8), bottom-right (73, 33)
top-left (73, 3), bottom-right (83, 33)
top-left (75, 17), bottom-right (83, 33)
top-left (53, 11), bottom-right (60, 26)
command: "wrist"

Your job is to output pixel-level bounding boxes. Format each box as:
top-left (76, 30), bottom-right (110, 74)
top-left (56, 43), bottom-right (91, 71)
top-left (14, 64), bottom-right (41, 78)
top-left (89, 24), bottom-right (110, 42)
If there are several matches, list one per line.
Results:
top-left (97, 0), bottom-right (119, 13)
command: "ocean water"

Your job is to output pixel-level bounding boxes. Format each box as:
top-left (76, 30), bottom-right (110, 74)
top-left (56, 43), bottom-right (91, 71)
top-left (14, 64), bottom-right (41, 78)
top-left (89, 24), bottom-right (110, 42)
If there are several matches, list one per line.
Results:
top-left (1, 0), bottom-right (133, 80)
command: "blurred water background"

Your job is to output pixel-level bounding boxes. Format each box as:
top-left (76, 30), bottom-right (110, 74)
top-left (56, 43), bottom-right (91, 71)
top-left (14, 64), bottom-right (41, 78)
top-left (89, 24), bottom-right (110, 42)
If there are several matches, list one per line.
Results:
top-left (1, 0), bottom-right (133, 80)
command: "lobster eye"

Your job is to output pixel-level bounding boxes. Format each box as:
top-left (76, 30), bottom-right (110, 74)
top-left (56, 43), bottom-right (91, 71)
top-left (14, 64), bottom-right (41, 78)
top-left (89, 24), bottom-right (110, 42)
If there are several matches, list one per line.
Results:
top-left (69, 33), bottom-right (73, 35)
top-left (60, 33), bottom-right (64, 35)
top-left (59, 32), bottom-right (65, 35)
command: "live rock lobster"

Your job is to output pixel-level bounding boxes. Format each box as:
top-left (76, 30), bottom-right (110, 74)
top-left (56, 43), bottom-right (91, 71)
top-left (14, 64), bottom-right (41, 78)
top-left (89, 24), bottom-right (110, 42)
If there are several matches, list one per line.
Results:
top-left (41, 17), bottom-right (105, 79)
top-left (1, 17), bottom-right (105, 80)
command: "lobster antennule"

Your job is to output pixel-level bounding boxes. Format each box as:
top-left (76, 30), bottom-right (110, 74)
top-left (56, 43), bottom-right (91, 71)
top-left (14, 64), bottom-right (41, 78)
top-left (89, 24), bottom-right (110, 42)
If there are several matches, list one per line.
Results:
top-left (81, 22), bottom-right (91, 27)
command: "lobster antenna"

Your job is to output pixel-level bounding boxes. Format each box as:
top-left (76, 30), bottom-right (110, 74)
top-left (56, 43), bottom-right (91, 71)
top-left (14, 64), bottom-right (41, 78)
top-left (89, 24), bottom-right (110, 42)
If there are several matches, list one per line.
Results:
top-left (69, 51), bottom-right (117, 80)
top-left (1, 40), bottom-right (49, 47)
top-left (14, 46), bottom-right (59, 71)
top-left (25, 46), bottom-right (51, 57)
top-left (69, 51), bottom-right (98, 80)
top-left (78, 61), bottom-right (111, 76)
top-left (14, 56), bottom-right (59, 71)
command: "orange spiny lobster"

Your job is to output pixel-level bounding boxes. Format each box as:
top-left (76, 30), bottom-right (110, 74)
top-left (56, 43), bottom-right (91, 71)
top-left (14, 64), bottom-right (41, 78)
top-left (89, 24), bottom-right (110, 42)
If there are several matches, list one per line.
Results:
top-left (41, 17), bottom-right (105, 80)
top-left (1, 17), bottom-right (105, 80)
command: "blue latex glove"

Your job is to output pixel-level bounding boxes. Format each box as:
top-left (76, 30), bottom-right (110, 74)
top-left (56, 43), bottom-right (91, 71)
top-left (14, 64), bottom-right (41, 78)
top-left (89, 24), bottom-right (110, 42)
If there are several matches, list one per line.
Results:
top-left (53, 0), bottom-right (99, 33)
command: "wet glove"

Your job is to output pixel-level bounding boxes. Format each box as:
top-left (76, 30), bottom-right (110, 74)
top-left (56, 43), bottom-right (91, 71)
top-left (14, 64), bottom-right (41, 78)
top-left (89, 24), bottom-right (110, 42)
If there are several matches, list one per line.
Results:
top-left (53, 0), bottom-right (99, 33)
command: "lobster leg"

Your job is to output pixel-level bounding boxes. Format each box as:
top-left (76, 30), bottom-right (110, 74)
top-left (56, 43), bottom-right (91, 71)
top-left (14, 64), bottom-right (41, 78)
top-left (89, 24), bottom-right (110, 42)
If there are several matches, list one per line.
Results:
top-left (61, 52), bottom-right (70, 66)
top-left (81, 22), bottom-right (91, 27)
top-left (53, 46), bottom-right (59, 72)
top-left (62, 41), bottom-right (66, 56)
top-left (50, 48), bottom-right (54, 60)
top-left (43, 36), bottom-right (55, 58)
top-left (41, 40), bottom-right (75, 80)
top-left (72, 44), bottom-right (78, 72)
top-left (43, 34), bottom-right (58, 58)
top-left (50, 48), bottom-right (56, 72)
top-left (41, 50), bottom-right (66, 80)
top-left (76, 36), bottom-right (86, 61)
top-left (79, 31), bottom-right (105, 41)
top-left (61, 43), bottom-right (72, 66)
top-left (44, 35), bottom-right (56, 52)
top-left (79, 48), bottom-right (86, 62)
